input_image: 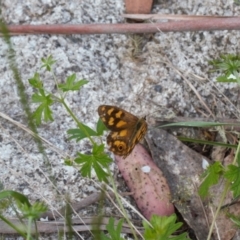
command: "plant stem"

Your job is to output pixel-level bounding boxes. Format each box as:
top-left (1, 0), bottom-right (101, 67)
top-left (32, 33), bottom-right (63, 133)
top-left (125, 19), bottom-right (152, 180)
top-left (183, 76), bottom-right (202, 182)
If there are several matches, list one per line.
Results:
top-left (107, 168), bottom-right (142, 240)
top-left (207, 141), bottom-right (240, 239)
top-left (206, 181), bottom-right (230, 240)
top-left (61, 98), bottom-right (95, 145)
top-left (27, 217), bottom-right (33, 240)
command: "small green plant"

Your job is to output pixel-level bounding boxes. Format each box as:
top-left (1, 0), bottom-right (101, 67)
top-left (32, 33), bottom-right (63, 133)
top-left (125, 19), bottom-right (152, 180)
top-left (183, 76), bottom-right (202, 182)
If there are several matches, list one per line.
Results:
top-left (143, 214), bottom-right (189, 240)
top-left (198, 161), bottom-right (224, 198)
top-left (0, 190), bottom-right (47, 240)
top-left (209, 54), bottom-right (240, 83)
top-left (160, 120), bottom-right (240, 239)
top-left (197, 141), bottom-right (240, 240)
top-left (198, 147), bottom-right (240, 200)
top-left (100, 217), bottom-right (125, 240)
top-left (29, 57), bottom-right (189, 239)
top-left (1, 22), bottom-right (187, 239)
top-left (28, 56), bottom-right (112, 182)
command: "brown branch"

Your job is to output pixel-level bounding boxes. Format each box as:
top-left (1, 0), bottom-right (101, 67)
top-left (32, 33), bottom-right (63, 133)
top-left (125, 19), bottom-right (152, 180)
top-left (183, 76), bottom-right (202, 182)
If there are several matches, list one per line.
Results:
top-left (0, 217), bottom-right (144, 234)
top-left (2, 17), bottom-right (240, 35)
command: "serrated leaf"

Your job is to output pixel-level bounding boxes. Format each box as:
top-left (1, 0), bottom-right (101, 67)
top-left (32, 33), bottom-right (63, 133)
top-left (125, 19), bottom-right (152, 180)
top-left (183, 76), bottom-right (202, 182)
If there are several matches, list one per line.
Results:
top-left (31, 92), bottom-right (53, 125)
top-left (28, 73), bottom-right (43, 89)
top-left (198, 161), bottom-right (224, 198)
top-left (100, 217), bottom-right (124, 240)
top-left (58, 74), bottom-right (88, 92)
top-left (41, 55), bottom-right (56, 71)
top-left (209, 54), bottom-right (240, 85)
top-left (224, 164), bottom-right (240, 198)
top-left (0, 190), bottom-right (33, 237)
top-left (143, 214), bottom-right (188, 240)
top-left (19, 201), bottom-right (48, 219)
top-left (92, 143), bottom-right (105, 155)
top-left (64, 159), bottom-right (73, 166)
top-left (67, 126), bottom-right (98, 141)
top-left (74, 143), bottom-right (112, 182)
top-left (0, 190), bottom-right (31, 206)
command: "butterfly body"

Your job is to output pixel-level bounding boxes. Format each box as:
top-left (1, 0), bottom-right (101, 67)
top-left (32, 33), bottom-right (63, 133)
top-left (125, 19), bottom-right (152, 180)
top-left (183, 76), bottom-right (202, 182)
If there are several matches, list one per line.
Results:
top-left (98, 105), bottom-right (147, 158)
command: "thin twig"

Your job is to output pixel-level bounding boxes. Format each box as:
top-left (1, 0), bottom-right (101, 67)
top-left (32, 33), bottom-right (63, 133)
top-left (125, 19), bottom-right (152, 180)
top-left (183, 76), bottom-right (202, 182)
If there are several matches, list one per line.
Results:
top-left (0, 218), bottom-right (144, 234)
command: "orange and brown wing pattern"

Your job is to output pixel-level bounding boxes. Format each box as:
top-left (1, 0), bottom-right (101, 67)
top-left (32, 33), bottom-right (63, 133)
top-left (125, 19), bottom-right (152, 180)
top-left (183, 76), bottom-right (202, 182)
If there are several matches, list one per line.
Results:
top-left (98, 105), bottom-right (147, 158)
top-left (126, 118), bottom-right (147, 156)
top-left (98, 105), bottom-right (139, 131)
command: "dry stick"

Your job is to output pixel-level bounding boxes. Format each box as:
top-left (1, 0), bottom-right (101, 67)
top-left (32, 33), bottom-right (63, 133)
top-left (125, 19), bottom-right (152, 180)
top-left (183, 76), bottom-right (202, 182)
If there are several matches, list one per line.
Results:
top-left (0, 191), bottom-right (143, 234)
top-left (0, 218), bottom-right (144, 234)
top-left (2, 17), bottom-right (240, 35)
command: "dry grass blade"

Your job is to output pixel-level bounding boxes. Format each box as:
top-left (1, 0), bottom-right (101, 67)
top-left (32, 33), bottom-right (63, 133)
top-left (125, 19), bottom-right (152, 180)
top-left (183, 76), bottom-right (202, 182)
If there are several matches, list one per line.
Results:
top-left (0, 111), bottom-right (70, 159)
top-left (163, 57), bottom-right (215, 118)
top-left (0, 218), bottom-right (144, 234)
top-left (123, 14), bottom-right (234, 21)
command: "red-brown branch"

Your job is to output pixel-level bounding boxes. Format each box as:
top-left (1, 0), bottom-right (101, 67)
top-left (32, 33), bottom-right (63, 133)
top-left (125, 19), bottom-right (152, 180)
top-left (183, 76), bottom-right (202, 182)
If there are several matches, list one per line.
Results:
top-left (2, 17), bottom-right (240, 35)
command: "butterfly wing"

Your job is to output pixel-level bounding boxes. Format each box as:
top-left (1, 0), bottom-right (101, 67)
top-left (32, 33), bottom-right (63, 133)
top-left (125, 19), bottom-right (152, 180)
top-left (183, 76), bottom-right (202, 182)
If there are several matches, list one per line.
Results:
top-left (106, 117), bottom-right (147, 158)
top-left (125, 118), bottom-right (147, 157)
top-left (98, 105), bottom-right (139, 131)
top-left (98, 105), bottom-right (147, 158)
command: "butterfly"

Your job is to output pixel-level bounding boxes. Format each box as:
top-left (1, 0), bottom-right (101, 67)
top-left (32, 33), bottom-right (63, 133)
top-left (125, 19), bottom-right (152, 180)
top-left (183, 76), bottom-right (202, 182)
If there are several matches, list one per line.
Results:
top-left (98, 105), bottom-right (147, 158)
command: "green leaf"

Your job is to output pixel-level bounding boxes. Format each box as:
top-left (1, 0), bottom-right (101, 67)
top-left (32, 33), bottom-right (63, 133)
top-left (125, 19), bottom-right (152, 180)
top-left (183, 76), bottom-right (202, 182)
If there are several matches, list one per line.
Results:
top-left (209, 54), bottom-right (240, 85)
top-left (209, 54), bottom-right (240, 73)
top-left (198, 161), bottom-right (224, 198)
top-left (41, 55), bottom-right (56, 71)
top-left (0, 190), bottom-right (31, 206)
top-left (100, 217), bottom-right (125, 240)
top-left (97, 118), bottom-right (108, 135)
top-left (224, 164), bottom-right (240, 198)
top-left (18, 201), bottom-right (48, 219)
top-left (237, 152), bottom-right (240, 166)
top-left (67, 126), bottom-right (98, 141)
top-left (32, 91), bottom-right (53, 125)
top-left (74, 143), bottom-right (112, 182)
top-left (64, 159), bottom-right (73, 166)
top-left (28, 73), bottom-right (43, 89)
top-left (235, 71), bottom-right (240, 85)
top-left (217, 75), bottom-right (237, 83)
top-left (0, 190), bottom-right (48, 237)
top-left (58, 74), bottom-right (88, 92)
top-left (0, 214), bottom-right (27, 237)
top-left (228, 213), bottom-right (240, 227)
top-left (143, 214), bottom-right (188, 240)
